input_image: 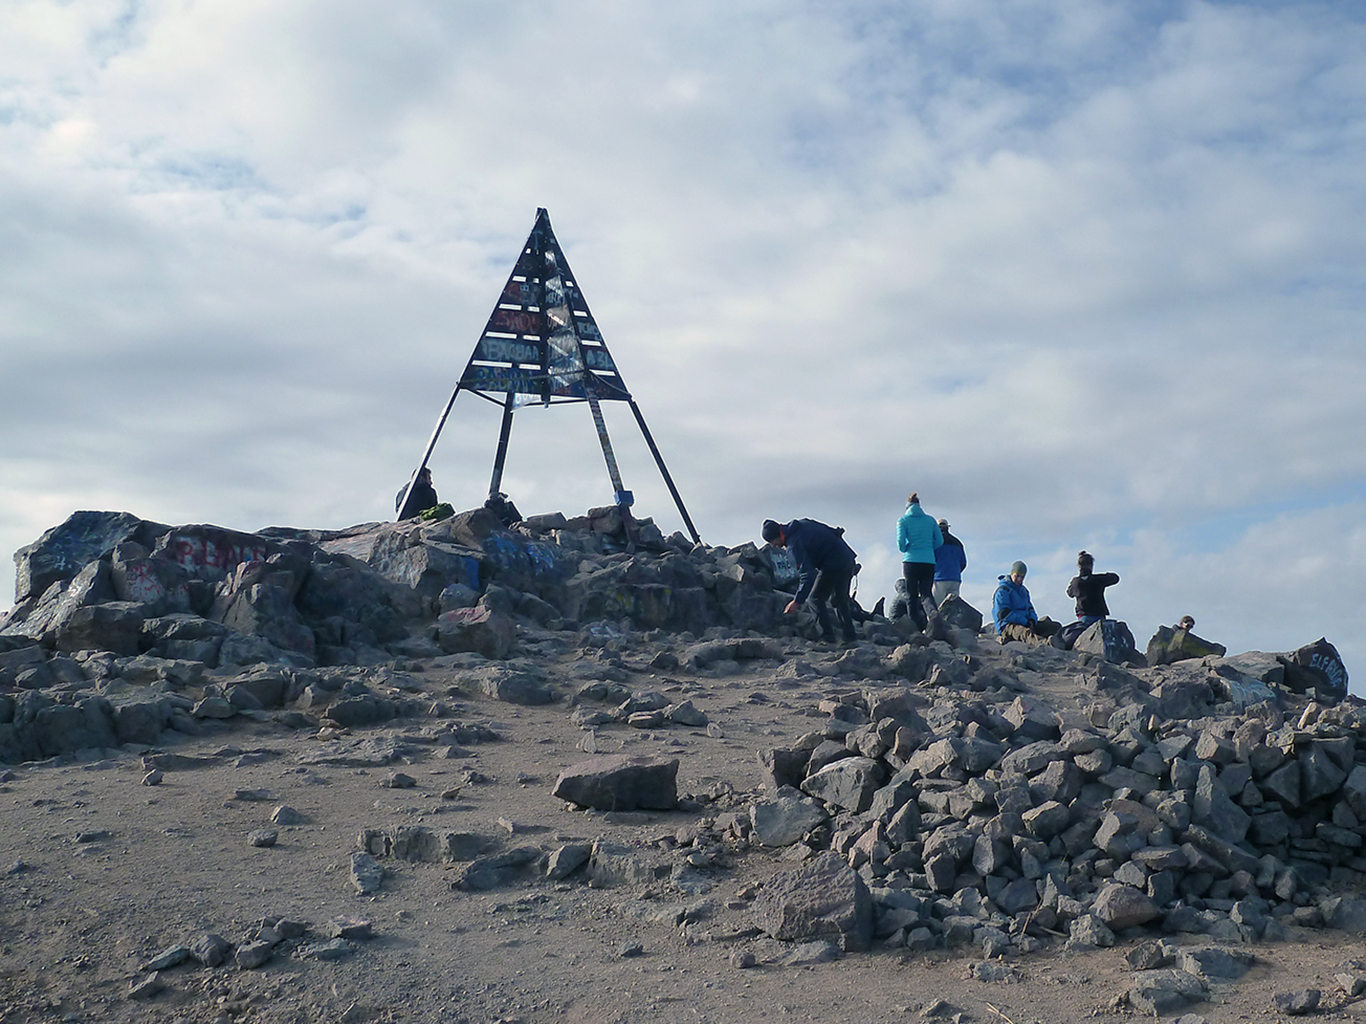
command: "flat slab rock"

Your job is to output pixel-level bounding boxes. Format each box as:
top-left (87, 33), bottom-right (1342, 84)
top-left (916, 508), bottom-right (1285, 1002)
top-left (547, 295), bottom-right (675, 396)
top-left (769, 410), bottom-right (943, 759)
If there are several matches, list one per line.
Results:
top-left (551, 754), bottom-right (679, 812)
top-left (748, 850), bottom-right (873, 952)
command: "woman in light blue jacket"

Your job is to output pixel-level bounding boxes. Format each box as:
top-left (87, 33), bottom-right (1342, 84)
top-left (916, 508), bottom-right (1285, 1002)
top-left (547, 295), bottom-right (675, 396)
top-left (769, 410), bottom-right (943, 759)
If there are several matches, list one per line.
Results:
top-left (896, 492), bottom-right (941, 630)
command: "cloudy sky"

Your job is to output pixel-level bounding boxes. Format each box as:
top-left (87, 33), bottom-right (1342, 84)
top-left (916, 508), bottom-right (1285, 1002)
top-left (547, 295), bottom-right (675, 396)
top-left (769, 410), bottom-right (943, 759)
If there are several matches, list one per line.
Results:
top-left (2, 1), bottom-right (1364, 690)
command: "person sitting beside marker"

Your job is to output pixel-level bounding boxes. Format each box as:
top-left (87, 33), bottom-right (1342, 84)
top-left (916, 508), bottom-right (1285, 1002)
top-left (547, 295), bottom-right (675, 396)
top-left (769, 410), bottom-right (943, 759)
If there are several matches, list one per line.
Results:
top-left (396, 467), bottom-right (439, 520)
top-left (993, 560), bottom-right (1061, 646)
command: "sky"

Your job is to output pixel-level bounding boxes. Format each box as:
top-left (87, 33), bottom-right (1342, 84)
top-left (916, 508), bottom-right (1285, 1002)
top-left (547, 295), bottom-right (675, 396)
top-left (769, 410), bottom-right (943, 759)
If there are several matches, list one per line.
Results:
top-left (1, 0), bottom-right (1364, 691)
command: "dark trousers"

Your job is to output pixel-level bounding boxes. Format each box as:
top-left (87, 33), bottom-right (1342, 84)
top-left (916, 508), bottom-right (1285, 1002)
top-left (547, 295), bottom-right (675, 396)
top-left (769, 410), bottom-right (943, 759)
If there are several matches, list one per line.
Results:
top-left (810, 562), bottom-right (857, 642)
top-left (902, 561), bottom-right (935, 630)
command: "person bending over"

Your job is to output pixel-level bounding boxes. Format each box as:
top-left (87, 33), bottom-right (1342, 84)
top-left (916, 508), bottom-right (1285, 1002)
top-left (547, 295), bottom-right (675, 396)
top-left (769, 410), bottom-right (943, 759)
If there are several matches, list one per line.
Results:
top-left (763, 517), bottom-right (858, 644)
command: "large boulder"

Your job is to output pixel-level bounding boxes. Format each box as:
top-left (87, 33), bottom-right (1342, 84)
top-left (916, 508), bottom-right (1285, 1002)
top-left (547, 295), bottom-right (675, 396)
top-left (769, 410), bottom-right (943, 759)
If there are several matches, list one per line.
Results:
top-left (749, 850), bottom-right (873, 952)
top-left (1073, 619), bottom-right (1140, 665)
top-left (750, 789), bottom-right (831, 847)
top-left (937, 594), bottom-right (983, 634)
top-left (800, 757), bottom-right (886, 813)
top-left (13, 511), bottom-right (164, 604)
top-left (54, 602), bottom-right (146, 656)
top-left (435, 607), bottom-right (515, 660)
top-left (1145, 625), bottom-right (1226, 666)
top-left (1092, 883), bottom-right (1160, 930)
top-left (551, 755), bottom-right (679, 811)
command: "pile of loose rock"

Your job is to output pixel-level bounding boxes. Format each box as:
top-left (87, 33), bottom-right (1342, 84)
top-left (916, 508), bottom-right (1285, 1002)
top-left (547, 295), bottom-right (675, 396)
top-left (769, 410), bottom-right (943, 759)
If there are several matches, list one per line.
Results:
top-left (129, 914), bottom-right (377, 1001)
top-left (719, 636), bottom-right (1366, 1015)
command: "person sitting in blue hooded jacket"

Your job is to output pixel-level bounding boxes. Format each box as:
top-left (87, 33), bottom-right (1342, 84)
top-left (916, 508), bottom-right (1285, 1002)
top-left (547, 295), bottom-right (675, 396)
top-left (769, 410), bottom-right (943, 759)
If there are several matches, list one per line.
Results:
top-left (993, 560), bottom-right (1060, 646)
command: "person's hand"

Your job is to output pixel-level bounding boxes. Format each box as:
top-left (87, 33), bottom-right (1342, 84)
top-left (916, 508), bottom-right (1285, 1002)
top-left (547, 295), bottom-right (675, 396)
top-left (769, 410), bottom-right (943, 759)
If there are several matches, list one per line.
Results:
top-left (784, 600), bottom-right (799, 615)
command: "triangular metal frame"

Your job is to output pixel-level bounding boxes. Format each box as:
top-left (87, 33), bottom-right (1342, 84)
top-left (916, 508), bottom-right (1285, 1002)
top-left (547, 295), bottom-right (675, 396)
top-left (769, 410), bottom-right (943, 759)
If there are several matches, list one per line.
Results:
top-left (397, 208), bottom-right (701, 543)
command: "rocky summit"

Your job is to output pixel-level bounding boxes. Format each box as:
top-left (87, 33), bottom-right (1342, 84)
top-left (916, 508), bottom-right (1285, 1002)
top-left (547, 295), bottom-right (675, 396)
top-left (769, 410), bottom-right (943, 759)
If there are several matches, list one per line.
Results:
top-left (1, 504), bottom-right (1364, 1021)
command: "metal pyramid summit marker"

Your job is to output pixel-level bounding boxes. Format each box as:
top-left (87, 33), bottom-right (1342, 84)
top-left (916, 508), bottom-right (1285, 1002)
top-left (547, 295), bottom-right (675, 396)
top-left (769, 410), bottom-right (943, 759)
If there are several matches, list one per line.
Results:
top-left (459, 207), bottom-right (629, 405)
top-left (397, 208), bottom-right (701, 543)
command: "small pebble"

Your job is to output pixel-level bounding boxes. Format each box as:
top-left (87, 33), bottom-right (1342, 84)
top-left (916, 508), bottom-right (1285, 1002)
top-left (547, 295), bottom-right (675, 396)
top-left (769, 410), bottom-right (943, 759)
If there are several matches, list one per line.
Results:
top-left (141, 770), bottom-right (163, 786)
top-left (383, 772), bottom-right (416, 789)
top-left (617, 941), bottom-right (644, 958)
top-left (248, 829), bottom-right (278, 848)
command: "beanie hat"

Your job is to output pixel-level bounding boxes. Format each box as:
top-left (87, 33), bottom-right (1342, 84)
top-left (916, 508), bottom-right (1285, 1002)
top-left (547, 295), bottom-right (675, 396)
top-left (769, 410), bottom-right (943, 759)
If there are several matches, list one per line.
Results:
top-left (761, 519), bottom-right (782, 543)
top-left (1010, 560), bottom-right (1027, 576)
top-left (937, 519), bottom-right (949, 529)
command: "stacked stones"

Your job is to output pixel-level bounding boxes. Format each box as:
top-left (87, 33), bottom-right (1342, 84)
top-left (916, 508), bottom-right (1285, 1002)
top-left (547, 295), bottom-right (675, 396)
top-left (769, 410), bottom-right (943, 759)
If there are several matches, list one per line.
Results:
top-left (748, 667), bottom-right (1366, 957)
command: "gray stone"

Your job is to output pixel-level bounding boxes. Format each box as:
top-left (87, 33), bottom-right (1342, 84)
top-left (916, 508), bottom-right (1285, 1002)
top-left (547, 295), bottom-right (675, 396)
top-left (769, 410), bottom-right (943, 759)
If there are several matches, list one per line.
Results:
top-left (128, 972), bottom-right (166, 1000)
top-left (142, 946), bottom-right (191, 972)
top-left (665, 700), bottom-right (708, 727)
top-left (54, 602), bottom-right (146, 657)
top-left (234, 941), bottom-right (273, 969)
top-left (473, 667), bottom-right (555, 706)
top-left (545, 843), bottom-right (592, 880)
top-left (995, 877), bottom-right (1039, 915)
top-left (749, 850), bottom-right (873, 951)
top-left (1068, 914), bottom-right (1115, 948)
top-left (271, 805), bottom-right (305, 825)
top-left (298, 938), bottom-right (356, 961)
top-left (350, 852), bottom-right (384, 894)
top-left (1093, 883), bottom-right (1160, 930)
top-left (969, 961), bottom-right (1018, 982)
top-left (552, 755), bottom-right (679, 812)
top-left (13, 510), bottom-right (152, 603)
top-left (1272, 989), bottom-right (1320, 1015)
top-left (800, 756), bottom-right (886, 814)
top-left (750, 791), bottom-right (829, 847)
top-left (189, 932), bottom-right (232, 968)
top-left (1322, 896), bottom-right (1366, 934)
top-left (1260, 760), bottom-right (1301, 809)
top-left (1022, 800), bottom-right (1071, 840)
top-left (435, 606), bottom-right (515, 660)
top-left (1030, 759), bottom-right (1082, 804)
top-left (1301, 743), bottom-right (1348, 802)
top-left (999, 740), bottom-right (1063, 775)
top-left (323, 915), bottom-right (373, 940)
top-left (1128, 969), bottom-right (1207, 1016)
top-left (1194, 764), bottom-right (1250, 844)
top-left (456, 846), bottom-right (542, 890)
top-left (1178, 946), bottom-right (1254, 980)
top-left (1073, 619), bottom-right (1138, 664)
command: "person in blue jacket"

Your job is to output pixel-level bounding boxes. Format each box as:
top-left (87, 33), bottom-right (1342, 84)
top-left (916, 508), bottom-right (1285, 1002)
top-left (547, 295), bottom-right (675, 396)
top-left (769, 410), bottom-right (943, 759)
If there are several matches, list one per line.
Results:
top-left (896, 493), bottom-right (942, 631)
top-left (932, 518), bottom-right (967, 607)
top-left (762, 518), bottom-right (858, 643)
top-left (993, 561), bottom-right (1060, 645)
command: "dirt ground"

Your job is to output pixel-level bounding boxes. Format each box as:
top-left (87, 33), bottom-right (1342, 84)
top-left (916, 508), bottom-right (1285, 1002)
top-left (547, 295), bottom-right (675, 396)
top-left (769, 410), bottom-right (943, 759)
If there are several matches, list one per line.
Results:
top-left (1, 633), bottom-right (1364, 1024)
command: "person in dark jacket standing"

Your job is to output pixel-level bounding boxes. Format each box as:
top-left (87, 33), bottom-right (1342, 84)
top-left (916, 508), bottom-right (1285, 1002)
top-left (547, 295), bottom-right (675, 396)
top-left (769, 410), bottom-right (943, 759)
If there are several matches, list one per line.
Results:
top-left (932, 518), bottom-right (967, 607)
top-left (763, 518), bottom-right (858, 643)
top-left (396, 467), bottom-right (439, 520)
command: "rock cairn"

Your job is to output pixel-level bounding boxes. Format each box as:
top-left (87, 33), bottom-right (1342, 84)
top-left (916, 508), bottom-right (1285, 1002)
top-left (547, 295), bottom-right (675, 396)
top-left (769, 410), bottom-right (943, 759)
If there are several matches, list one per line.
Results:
top-left (734, 636), bottom-right (1366, 1011)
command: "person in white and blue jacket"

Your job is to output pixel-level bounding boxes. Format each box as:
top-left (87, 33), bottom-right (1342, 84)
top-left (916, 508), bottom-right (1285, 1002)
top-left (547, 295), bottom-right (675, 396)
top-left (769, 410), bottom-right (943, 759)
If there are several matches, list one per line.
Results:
top-left (896, 492), bottom-right (942, 630)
